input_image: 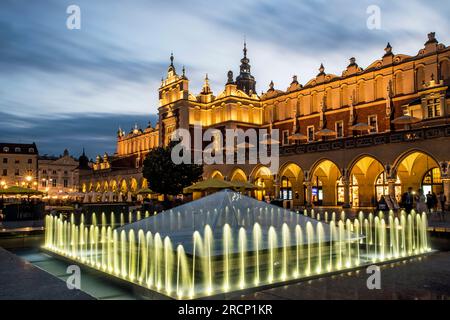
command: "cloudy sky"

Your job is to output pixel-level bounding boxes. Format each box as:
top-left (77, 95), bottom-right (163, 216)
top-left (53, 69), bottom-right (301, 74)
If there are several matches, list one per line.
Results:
top-left (1, 0), bottom-right (449, 158)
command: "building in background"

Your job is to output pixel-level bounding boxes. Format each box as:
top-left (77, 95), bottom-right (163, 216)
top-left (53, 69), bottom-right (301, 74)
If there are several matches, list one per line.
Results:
top-left (0, 142), bottom-right (39, 189)
top-left (38, 149), bottom-right (80, 196)
top-left (81, 33), bottom-right (450, 209)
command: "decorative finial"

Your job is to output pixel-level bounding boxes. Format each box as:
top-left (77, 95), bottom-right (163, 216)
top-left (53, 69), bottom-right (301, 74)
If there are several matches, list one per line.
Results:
top-left (243, 36), bottom-right (247, 58)
top-left (227, 70), bottom-right (234, 84)
top-left (182, 65), bottom-right (186, 77)
top-left (384, 42), bottom-right (393, 57)
top-left (292, 75), bottom-right (298, 84)
top-left (349, 57), bottom-right (357, 66)
top-left (426, 32), bottom-right (437, 45)
top-left (170, 52), bottom-right (174, 66)
top-left (318, 63), bottom-right (325, 76)
top-left (269, 80), bottom-right (274, 91)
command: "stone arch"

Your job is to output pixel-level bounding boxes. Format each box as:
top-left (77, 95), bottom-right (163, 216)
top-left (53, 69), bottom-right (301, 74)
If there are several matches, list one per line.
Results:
top-left (210, 170), bottom-right (225, 180)
top-left (251, 165), bottom-right (275, 200)
top-left (119, 179), bottom-right (128, 194)
top-left (230, 168), bottom-right (247, 182)
top-left (309, 159), bottom-right (341, 206)
top-left (393, 149), bottom-right (440, 193)
top-left (348, 154), bottom-right (386, 207)
top-left (278, 162), bottom-right (305, 206)
top-left (110, 180), bottom-right (118, 193)
top-left (130, 178), bottom-right (138, 193)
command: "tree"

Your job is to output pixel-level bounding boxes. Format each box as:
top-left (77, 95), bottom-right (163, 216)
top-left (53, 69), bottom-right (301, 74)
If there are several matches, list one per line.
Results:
top-left (143, 141), bottom-right (203, 198)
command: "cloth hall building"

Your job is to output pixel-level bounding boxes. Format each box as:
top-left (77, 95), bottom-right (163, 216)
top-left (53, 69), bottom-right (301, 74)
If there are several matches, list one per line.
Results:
top-left (81, 32), bottom-right (450, 210)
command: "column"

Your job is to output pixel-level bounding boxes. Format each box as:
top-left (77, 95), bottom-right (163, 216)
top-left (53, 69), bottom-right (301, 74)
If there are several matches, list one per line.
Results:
top-left (443, 178), bottom-right (450, 209)
top-left (343, 177), bottom-right (351, 209)
top-left (387, 179), bottom-right (396, 199)
top-left (274, 175), bottom-right (280, 199)
top-left (304, 181), bottom-right (313, 208)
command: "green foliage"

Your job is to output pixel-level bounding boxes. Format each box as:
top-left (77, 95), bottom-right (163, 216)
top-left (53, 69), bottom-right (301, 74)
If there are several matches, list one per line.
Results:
top-left (142, 141), bottom-right (203, 196)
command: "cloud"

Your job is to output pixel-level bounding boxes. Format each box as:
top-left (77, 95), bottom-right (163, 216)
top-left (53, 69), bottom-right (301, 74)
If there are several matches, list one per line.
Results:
top-left (0, 111), bottom-right (158, 158)
top-left (0, 0), bottom-right (449, 154)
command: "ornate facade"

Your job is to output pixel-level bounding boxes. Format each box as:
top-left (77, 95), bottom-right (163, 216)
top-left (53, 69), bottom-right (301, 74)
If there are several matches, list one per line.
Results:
top-left (81, 33), bottom-right (450, 209)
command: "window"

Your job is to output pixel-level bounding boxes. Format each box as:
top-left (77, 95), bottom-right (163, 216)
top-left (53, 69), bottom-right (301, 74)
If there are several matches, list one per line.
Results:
top-left (64, 170), bottom-right (68, 175)
top-left (52, 179), bottom-right (57, 187)
top-left (28, 148), bottom-right (34, 153)
top-left (282, 130), bottom-right (289, 146)
top-left (15, 169), bottom-right (19, 176)
top-left (335, 121), bottom-right (344, 138)
top-left (2, 169), bottom-right (7, 176)
top-left (41, 180), bottom-right (47, 188)
top-left (42, 170), bottom-right (47, 174)
top-left (52, 170), bottom-right (57, 175)
top-left (63, 179), bottom-right (68, 188)
top-left (15, 159), bottom-right (20, 164)
top-left (307, 126), bottom-right (315, 142)
top-left (368, 115), bottom-right (378, 133)
top-left (28, 159), bottom-right (32, 164)
top-left (3, 147), bottom-right (9, 153)
top-left (279, 177), bottom-right (293, 200)
top-left (15, 147), bottom-right (21, 153)
top-left (2, 158), bottom-right (7, 164)
top-left (427, 98), bottom-right (441, 118)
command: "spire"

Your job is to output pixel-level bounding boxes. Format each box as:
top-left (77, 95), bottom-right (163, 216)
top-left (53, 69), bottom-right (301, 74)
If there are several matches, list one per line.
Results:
top-left (384, 42), bottom-right (393, 57)
top-left (236, 41), bottom-right (256, 95)
top-left (167, 52), bottom-right (176, 76)
top-left (201, 73), bottom-right (212, 94)
top-left (317, 63), bottom-right (325, 76)
top-left (268, 80), bottom-right (274, 92)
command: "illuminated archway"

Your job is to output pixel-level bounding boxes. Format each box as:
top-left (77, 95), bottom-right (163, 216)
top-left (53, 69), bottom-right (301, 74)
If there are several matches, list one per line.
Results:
top-left (95, 182), bottom-right (101, 192)
top-left (120, 179), bottom-right (128, 194)
top-left (310, 159), bottom-right (341, 206)
top-left (82, 183), bottom-right (87, 193)
top-left (230, 168), bottom-right (247, 182)
top-left (347, 155), bottom-right (385, 207)
top-left (141, 178), bottom-right (148, 189)
top-left (210, 170), bottom-right (224, 180)
top-left (103, 181), bottom-right (109, 192)
top-left (394, 150), bottom-right (440, 194)
top-left (110, 180), bottom-right (118, 193)
top-left (278, 163), bottom-right (304, 205)
top-left (130, 178), bottom-right (138, 193)
top-left (251, 166), bottom-right (274, 201)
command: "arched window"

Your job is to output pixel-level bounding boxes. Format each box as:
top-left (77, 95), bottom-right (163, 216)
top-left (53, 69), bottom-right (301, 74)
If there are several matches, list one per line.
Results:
top-left (341, 86), bottom-right (349, 107)
top-left (422, 168), bottom-right (443, 195)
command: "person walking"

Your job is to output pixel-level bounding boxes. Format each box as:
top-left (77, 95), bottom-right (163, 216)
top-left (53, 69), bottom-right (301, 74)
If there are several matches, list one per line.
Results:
top-left (401, 187), bottom-right (414, 213)
top-left (415, 189), bottom-right (428, 213)
top-left (438, 191), bottom-right (447, 222)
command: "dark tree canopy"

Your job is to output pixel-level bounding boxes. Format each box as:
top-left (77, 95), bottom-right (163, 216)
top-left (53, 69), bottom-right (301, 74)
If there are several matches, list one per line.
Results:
top-left (142, 141), bottom-right (203, 196)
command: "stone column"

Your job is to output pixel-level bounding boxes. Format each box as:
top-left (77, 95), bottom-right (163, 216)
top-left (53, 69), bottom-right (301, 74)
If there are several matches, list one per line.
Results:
top-left (387, 179), bottom-right (397, 199)
top-left (342, 178), bottom-right (351, 209)
top-left (443, 178), bottom-right (450, 209)
top-left (274, 175), bottom-right (280, 199)
top-left (304, 181), bottom-right (313, 208)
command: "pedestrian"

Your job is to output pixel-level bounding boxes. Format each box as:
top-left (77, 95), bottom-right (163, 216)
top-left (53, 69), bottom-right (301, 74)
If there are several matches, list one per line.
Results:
top-left (438, 191), bottom-right (447, 222)
top-left (426, 191), bottom-right (434, 212)
top-left (415, 189), bottom-right (428, 213)
top-left (401, 187), bottom-right (414, 213)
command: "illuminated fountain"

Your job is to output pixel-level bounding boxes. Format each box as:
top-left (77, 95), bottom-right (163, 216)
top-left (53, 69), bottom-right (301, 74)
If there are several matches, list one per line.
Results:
top-left (44, 190), bottom-right (430, 299)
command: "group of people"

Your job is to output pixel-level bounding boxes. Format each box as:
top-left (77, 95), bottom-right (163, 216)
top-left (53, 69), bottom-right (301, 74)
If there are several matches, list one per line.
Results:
top-left (401, 187), bottom-right (447, 221)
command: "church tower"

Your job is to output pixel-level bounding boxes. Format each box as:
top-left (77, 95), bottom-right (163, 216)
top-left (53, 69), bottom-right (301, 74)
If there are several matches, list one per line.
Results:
top-left (235, 42), bottom-right (256, 95)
